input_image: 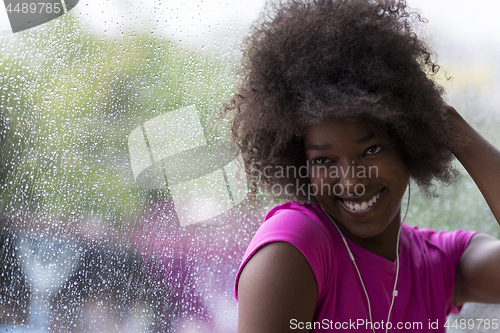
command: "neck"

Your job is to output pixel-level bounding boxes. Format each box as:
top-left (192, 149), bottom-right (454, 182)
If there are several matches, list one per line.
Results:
top-left (320, 205), bottom-right (402, 333)
top-left (334, 211), bottom-right (402, 262)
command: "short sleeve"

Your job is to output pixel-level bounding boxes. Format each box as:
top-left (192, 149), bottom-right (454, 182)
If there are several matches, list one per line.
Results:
top-left (424, 228), bottom-right (478, 314)
top-left (427, 229), bottom-right (478, 270)
top-left (234, 209), bottom-right (333, 302)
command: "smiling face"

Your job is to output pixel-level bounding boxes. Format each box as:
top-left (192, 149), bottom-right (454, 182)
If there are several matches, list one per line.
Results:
top-left (305, 118), bottom-right (409, 247)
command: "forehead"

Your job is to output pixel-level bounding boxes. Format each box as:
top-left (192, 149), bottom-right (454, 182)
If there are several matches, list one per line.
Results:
top-left (304, 118), bottom-right (373, 145)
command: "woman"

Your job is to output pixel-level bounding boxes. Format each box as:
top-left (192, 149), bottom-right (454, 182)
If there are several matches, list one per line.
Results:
top-left (227, 0), bottom-right (500, 332)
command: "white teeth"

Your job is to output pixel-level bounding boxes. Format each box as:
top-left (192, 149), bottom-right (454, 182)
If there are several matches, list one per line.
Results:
top-left (344, 190), bottom-right (382, 212)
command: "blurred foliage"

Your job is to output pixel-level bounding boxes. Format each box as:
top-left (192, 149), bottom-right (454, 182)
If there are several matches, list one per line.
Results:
top-left (0, 13), bottom-right (237, 224)
top-left (0, 7), bottom-right (499, 238)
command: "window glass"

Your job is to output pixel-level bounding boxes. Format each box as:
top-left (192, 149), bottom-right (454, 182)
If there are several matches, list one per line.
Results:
top-left (0, 0), bottom-right (499, 332)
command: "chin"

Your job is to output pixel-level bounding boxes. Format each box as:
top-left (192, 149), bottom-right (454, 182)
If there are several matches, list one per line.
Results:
top-left (348, 225), bottom-right (387, 239)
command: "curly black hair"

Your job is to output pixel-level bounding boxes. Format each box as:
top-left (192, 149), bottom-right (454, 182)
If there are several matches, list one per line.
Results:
top-left (226, 0), bottom-right (459, 202)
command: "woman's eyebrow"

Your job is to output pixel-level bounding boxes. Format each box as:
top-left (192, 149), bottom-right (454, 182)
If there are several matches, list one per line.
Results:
top-left (356, 133), bottom-right (375, 144)
top-left (305, 144), bottom-right (331, 151)
top-left (305, 134), bottom-right (376, 150)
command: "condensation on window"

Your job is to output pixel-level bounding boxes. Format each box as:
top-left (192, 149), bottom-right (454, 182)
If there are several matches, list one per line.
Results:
top-left (0, 0), bottom-right (499, 332)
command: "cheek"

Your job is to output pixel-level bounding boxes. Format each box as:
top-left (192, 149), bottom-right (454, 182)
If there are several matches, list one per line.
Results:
top-left (384, 163), bottom-right (410, 194)
top-left (389, 160), bottom-right (410, 181)
top-left (376, 154), bottom-right (409, 180)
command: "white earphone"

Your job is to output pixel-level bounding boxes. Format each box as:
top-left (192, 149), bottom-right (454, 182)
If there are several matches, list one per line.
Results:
top-left (320, 184), bottom-right (410, 333)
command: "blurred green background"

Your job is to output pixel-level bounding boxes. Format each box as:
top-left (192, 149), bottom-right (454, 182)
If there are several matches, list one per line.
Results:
top-left (0, 13), bottom-right (237, 228)
top-left (0, 1), bottom-right (499, 331)
top-left (1, 3), bottom-right (499, 236)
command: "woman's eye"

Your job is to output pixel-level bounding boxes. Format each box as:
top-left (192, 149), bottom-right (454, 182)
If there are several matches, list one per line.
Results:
top-left (364, 145), bottom-right (383, 155)
top-left (311, 157), bottom-right (334, 164)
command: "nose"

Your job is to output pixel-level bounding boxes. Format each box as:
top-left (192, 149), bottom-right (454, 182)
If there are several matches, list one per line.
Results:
top-left (336, 160), bottom-right (370, 196)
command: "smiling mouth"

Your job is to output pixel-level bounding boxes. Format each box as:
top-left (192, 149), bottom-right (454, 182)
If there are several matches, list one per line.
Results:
top-left (339, 189), bottom-right (384, 212)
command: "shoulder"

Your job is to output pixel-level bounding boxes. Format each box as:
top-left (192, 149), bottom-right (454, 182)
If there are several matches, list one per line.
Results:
top-left (402, 225), bottom-right (478, 314)
top-left (403, 224), bottom-right (477, 263)
top-left (400, 225), bottom-right (477, 286)
top-left (455, 233), bottom-right (500, 305)
top-left (235, 202), bottom-right (324, 332)
top-left (253, 202), bottom-right (334, 270)
top-left (258, 201), bottom-right (333, 247)
top-left (235, 201), bottom-right (335, 299)
top-left (236, 241), bottom-right (318, 332)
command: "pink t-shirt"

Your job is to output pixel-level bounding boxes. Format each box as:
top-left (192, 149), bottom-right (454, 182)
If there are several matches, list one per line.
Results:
top-left (235, 201), bottom-right (477, 332)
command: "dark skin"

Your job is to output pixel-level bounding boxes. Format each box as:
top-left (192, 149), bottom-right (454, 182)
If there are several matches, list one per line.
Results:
top-left (237, 104), bottom-right (500, 332)
top-left (447, 105), bottom-right (500, 306)
top-left (304, 118), bottom-right (409, 262)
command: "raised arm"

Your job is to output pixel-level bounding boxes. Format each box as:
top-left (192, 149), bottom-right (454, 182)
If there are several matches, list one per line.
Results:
top-left (447, 105), bottom-right (500, 223)
top-left (237, 242), bottom-right (318, 333)
top-left (447, 105), bottom-right (500, 305)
